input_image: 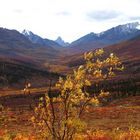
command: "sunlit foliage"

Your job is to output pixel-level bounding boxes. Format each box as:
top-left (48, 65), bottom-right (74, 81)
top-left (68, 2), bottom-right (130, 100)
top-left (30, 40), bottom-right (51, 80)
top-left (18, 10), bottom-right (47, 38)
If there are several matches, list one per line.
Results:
top-left (32, 49), bottom-right (123, 140)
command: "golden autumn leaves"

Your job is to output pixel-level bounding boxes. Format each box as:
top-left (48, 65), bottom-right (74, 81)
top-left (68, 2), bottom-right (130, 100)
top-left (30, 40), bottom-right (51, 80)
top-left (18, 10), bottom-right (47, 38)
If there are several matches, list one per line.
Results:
top-left (31, 49), bottom-right (123, 140)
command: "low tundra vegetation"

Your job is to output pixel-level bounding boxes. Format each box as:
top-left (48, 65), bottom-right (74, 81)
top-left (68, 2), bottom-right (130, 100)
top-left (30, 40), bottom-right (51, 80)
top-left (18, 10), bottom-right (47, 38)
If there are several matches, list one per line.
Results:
top-left (1, 49), bottom-right (139, 140)
top-left (0, 128), bottom-right (140, 140)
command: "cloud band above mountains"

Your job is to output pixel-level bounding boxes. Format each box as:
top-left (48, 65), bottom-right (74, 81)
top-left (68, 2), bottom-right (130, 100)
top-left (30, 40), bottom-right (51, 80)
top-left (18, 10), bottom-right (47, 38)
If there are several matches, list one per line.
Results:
top-left (86, 10), bottom-right (122, 21)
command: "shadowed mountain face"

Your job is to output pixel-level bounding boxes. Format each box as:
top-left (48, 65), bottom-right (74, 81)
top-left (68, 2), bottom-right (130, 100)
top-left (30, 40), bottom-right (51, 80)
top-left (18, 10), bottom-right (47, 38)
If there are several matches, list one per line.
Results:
top-left (0, 28), bottom-right (60, 64)
top-left (67, 22), bottom-right (140, 54)
top-left (0, 60), bottom-right (60, 88)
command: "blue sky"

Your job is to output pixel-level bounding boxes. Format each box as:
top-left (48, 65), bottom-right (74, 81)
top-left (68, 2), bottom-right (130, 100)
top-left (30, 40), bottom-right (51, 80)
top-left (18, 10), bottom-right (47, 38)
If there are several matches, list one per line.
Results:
top-left (0, 0), bottom-right (140, 42)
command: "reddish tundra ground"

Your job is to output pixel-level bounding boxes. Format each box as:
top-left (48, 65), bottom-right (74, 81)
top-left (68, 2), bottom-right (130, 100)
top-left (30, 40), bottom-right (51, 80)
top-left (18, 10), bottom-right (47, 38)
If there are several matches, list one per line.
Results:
top-left (0, 93), bottom-right (140, 139)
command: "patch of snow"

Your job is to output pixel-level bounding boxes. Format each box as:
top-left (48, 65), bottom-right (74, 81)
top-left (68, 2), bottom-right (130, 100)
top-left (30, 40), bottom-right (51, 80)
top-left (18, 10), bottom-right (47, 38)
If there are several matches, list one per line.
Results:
top-left (22, 29), bottom-right (32, 36)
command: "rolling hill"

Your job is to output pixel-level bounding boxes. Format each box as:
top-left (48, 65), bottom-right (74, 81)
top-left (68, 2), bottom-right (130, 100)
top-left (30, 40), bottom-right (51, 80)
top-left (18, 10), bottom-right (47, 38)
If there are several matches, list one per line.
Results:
top-left (58, 35), bottom-right (140, 78)
top-left (0, 28), bottom-right (62, 64)
top-left (0, 60), bottom-right (60, 88)
top-left (0, 28), bottom-right (62, 88)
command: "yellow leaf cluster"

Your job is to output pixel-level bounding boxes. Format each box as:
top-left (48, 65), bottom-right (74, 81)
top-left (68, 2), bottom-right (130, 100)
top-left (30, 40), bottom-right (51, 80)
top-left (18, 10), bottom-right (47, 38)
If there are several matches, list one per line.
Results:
top-left (32, 49), bottom-right (123, 140)
top-left (99, 90), bottom-right (109, 98)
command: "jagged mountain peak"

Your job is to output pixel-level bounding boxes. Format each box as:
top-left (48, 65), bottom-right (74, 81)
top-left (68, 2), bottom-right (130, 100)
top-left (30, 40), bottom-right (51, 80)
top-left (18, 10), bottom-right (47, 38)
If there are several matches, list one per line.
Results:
top-left (55, 36), bottom-right (69, 47)
top-left (55, 36), bottom-right (64, 43)
top-left (22, 29), bottom-right (33, 36)
top-left (56, 36), bottom-right (62, 40)
top-left (119, 22), bottom-right (140, 29)
top-left (109, 22), bottom-right (140, 33)
top-left (22, 29), bottom-right (61, 48)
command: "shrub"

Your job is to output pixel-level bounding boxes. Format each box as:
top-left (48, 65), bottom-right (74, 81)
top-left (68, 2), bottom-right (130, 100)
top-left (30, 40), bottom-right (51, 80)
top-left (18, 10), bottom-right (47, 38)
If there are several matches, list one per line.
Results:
top-left (32, 49), bottom-right (123, 140)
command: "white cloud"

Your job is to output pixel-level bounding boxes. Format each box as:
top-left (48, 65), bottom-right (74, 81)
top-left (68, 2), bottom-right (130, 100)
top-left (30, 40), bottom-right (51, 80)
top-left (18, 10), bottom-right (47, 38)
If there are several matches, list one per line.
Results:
top-left (0, 0), bottom-right (140, 42)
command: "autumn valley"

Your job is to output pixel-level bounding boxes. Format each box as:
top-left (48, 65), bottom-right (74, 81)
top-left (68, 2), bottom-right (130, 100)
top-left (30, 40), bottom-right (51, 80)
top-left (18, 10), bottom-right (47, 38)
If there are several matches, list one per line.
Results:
top-left (0, 22), bottom-right (140, 139)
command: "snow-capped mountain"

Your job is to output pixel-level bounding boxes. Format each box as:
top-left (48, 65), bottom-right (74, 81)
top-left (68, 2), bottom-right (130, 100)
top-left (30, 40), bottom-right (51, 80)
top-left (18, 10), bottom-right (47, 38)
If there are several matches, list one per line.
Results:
top-left (55, 36), bottom-right (69, 47)
top-left (0, 28), bottom-right (58, 62)
top-left (22, 22), bottom-right (140, 53)
top-left (22, 30), bottom-right (61, 48)
top-left (69, 22), bottom-right (140, 53)
top-left (115, 22), bottom-right (140, 33)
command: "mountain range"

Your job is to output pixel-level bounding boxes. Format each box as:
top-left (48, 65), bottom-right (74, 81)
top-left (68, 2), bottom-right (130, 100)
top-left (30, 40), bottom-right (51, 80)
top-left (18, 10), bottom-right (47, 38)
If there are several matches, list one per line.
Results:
top-left (0, 22), bottom-right (140, 62)
top-left (22, 30), bottom-right (61, 48)
top-left (0, 22), bottom-right (140, 87)
top-left (67, 22), bottom-right (140, 53)
top-left (22, 22), bottom-right (140, 54)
